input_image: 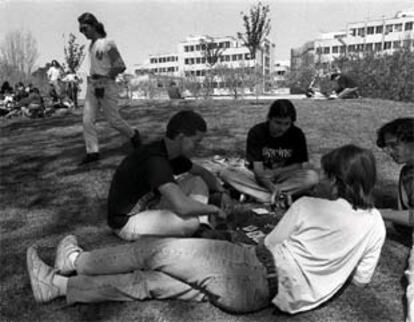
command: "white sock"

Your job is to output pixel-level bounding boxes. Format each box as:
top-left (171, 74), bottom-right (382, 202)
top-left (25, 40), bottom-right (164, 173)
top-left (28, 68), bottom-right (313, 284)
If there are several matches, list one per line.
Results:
top-left (68, 251), bottom-right (80, 270)
top-left (53, 275), bottom-right (68, 296)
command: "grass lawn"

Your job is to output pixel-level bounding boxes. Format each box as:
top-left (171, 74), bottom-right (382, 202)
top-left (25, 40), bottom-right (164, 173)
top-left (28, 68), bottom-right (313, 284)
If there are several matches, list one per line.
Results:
top-left (0, 97), bottom-right (413, 322)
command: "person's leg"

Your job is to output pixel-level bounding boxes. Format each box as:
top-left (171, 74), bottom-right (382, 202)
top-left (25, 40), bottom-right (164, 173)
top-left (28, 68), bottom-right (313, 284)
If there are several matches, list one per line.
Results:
top-left (220, 167), bottom-right (272, 203)
top-left (337, 87), bottom-right (359, 99)
top-left (274, 168), bottom-right (319, 195)
top-left (75, 237), bottom-right (270, 312)
top-left (82, 83), bottom-right (99, 154)
top-left (100, 80), bottom-right (135, 139)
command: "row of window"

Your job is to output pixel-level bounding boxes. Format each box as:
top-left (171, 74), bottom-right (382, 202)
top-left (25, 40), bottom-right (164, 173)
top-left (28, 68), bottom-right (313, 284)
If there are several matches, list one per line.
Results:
top-left (150, 67), bottom-right (178, 73)
top-left (150, 56), bottom-right (178, 64)
top-left (350, 21), bottom-right (413, 37)
top-left (184, 41), bottom-right (231, 52)
top-left (184, 53), bottom-right (252, 65)
top-left (317, 39), bottom-right (414, 54)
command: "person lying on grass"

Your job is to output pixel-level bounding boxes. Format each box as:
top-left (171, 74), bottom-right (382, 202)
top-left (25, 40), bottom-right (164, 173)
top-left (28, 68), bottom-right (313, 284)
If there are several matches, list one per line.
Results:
top-left (376, 118), bottom-right (414, 322)
top-left (27, 144), bottom-right (385, 314)
top-left (220, 99), bottom-right (319, 208)
top-left (107, 110), bottom-right (232, 241)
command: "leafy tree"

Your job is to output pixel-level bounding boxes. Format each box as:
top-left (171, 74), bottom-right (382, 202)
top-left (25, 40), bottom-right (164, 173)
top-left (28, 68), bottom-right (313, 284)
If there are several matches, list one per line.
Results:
top-left (63, 33), bottom-right (85, 73)
top-left (0, 29), bottom-right (39, 83)
top-left (237, 2), bottom-right (271, 60)
top-left (200, 38), bottom-right (225, 68)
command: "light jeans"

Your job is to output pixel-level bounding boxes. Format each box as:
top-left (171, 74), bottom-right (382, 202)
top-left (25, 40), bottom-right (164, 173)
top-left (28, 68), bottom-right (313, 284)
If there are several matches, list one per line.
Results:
top-left (67, 237), bottom-right (271, 313)
top-left (83, 77), bottom-right (135, 153)
top-left (220, 166), bottom-right (319, 203)
top-left (116, 174), bottom-right (210, 241)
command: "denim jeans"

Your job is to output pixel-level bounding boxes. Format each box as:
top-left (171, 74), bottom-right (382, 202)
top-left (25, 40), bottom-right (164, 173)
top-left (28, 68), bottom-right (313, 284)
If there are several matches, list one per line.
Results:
top-left (67, 238), bottom-right (271, 313)
top-left (83, 77), bottom-right (134, 153)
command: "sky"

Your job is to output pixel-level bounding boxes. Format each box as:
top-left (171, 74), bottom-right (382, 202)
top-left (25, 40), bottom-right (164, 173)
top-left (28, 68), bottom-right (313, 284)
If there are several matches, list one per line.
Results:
top-left (0, 0), bottom-right (413, 74)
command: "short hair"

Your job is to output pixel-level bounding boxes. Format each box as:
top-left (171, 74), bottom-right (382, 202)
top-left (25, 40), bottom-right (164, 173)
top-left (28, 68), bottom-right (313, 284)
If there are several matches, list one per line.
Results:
top-left (376, 118), bottom-right (414, 148)
top-left (78, 12), bottom-right (106, 37)
top-left (321, 144), bottom-right (376, 210)
top-left (267, 99), bottom-right (296, 122)
top-left (166, 110), bottom-right (207, 139)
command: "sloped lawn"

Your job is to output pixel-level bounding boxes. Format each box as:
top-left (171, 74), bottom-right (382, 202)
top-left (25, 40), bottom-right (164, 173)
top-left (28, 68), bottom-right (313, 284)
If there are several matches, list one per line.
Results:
top-left (0, 97), bottom-right (413, 321)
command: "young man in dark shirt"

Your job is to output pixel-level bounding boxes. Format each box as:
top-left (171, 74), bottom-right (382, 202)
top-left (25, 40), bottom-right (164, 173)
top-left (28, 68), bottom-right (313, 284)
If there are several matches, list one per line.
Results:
top-left (376, 118), bottom-right (414, 321)
top-left (108, 110), bottom-right (229, 241)
top-left (330, 72), bottom-right (359, 99)
top-left (221, 99), bottom-right (318, 206)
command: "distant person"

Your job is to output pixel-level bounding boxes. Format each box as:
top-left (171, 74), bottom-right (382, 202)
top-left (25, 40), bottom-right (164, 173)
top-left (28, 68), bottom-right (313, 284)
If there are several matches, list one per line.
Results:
top-left (107, 110), bottom-right (230, 241)
top-left (27, 145), bottom-right (385, 315)
top-left (375, 118), bottom-right (414, 322)
top-left (0, 81), bottom-right (13, 95)
top-left (14, 82), bottom-right (28, 102)
top-left (221, 99), bottom-right (318, 207)
top-left (78, 12), bottom-right (141, 165)
top-left (47, 60), bottom-right (63, 97)
top-left (330, 72), bottom-right (359, 99)
top-left (61, 72), bottom-right (82, 109)
top-left (19, 88), bottom-right (44, 118)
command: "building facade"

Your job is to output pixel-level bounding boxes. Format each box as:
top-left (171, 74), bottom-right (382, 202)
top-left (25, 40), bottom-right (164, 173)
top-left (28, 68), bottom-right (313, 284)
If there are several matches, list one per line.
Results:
top-left (291, 8), bottom-right (414, 72)
top-left (134, 34), bottom-right (275, 92)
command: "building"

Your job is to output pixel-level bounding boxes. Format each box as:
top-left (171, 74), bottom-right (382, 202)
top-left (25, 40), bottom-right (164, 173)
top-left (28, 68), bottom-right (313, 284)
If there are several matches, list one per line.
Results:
top-left (133, 34), bottom-right (275, 93)
top-left (291, 8), bottom-right (414, 72)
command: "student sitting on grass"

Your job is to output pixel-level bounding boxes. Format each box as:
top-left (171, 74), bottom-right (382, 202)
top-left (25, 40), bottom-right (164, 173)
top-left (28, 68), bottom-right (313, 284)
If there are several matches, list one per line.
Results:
top-left (220, 99), bottom-right (319, 207)
top-left (27, 144), bottom-right (385, 314)
top-left (376, 118), bottom-right (414, 322)
top-left (107, 110), bottom-right (232, 241)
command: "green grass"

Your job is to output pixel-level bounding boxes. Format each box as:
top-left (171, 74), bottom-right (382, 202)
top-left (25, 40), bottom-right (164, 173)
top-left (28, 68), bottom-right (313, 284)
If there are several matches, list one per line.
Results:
top-left (0, 97), bottom-right (413, 321)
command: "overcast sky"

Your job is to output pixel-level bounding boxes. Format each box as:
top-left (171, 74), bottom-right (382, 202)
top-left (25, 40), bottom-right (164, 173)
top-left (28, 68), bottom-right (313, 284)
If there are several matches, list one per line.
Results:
top-left (0, 0), bottom-right (413, 73)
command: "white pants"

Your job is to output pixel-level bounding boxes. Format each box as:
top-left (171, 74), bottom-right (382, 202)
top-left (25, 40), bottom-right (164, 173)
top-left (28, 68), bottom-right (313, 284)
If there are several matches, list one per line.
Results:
top-left (406, 233), bottom-right (414, 322)
top-left (220, 166), bottom-right (319, 203)
top-left (116, 174), bottom-right (210, 241)
top-left (83, 78), bottom-right (134, 153)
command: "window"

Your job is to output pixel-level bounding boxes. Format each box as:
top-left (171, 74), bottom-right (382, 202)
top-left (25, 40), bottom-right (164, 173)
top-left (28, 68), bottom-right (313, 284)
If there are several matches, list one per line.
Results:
top-left (340, 46), bottom-right (346, 53)
top-left (244, 53), bottom-right (250, 60)
top-left (350, 28), bottom-right (357, 36)
top-left (225, 41), bottom-right (230, 48)
top-left (196, 70), bottom-right (201, 76)
top-left (238, 54), bottom-right (243, 60)
top-left (393, 40), bottom-right (401, 49)
top-left (367, 26), bottom-right (375, 34)
top-left (356, 44), bottom-right (364, 52)
top-left (357, 28), bottom-right (365, 37)
top-left (406, 22), bottom-right (413, 31)
top-left (394, 23), bottom-right (403, 32)
top-left (184, 58), bottom-right (189, 65)
top-left (196, 57), bottom-right (201, 64)
top-left (316, 47), bottom-right (322, 54)
top-left (190, 58), bottom-right (195, 64)
top-left (376, 25), bottom-right (383, 34)
top-left (232, 54), bottom-right (237, 61)
top-left (189, 45), bottom-right (194, 51)
top-left (366, 43), bottom-right (373, 51)
top-left (374, 42), bottom-right (382, 51)
top-left (225, 55), bottom-right (230, 61)
top-left (386, 24), bottom-right (393, 33)
top-left (332, 46), bottom-right (339, 53)
top-left (196, 45), bottom-right (200, 51)
top-left (384, 41), bottom-right (391, 49)
top-left (348, 45), bottom-right (355, 52)
top-left (323, 47), bottom-right (330, 54)
top-left (184, 46), bottom-right (189, 52)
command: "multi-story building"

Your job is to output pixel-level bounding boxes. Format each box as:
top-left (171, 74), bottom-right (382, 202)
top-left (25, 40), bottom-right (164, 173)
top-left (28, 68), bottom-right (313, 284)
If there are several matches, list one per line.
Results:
top-left (134, 34), bottom-right (275, 92)
top-left (291, 8), bottom-right (414, 72)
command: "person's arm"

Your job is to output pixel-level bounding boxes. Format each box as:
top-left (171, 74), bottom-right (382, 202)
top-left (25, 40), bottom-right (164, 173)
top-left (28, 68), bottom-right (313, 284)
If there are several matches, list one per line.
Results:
top-left (158, 182), bottom-right (226, 219)
top-left (380, 208), bottom-right (414, 226)
top-left (107, 42), bottom-right (126, 80)
top-left (189, 163), bottom-right (225, 193)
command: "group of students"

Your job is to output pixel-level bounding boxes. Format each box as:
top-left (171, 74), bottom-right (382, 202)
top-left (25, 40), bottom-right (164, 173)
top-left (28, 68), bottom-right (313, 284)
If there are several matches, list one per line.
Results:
top-left (26, 93), bottom-right (414, 318)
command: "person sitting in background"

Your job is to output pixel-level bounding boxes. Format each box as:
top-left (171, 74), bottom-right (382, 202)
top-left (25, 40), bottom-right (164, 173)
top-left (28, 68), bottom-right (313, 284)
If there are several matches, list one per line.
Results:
top-left (26, 144), bottom-right (385, 315)
top-left (220, 99), bottom-right (319, 207)
top-left (107, 110), bottom-right (231, 241)
top-left (14, 82), bottom-right (28, 102)
top-left (330, 72), bottom-right (359, 99)
top-left (20, 88), bottom-right (45, 118)
top-left (375, 118), bottom-right (414, 322)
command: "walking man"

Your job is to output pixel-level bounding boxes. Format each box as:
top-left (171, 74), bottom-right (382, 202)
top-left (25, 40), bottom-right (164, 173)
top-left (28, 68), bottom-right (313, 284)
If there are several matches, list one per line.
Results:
top-left (78, 12), bottom-right (141, 165)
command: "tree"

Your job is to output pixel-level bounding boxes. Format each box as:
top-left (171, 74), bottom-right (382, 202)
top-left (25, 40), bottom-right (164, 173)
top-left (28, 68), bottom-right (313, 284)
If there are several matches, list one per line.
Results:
top-left (237, 2), bottom-right (271, 60)
top-left (0, 29), bottom-right (39, 82)
top-left (63, 33), bottom-right (85, 73)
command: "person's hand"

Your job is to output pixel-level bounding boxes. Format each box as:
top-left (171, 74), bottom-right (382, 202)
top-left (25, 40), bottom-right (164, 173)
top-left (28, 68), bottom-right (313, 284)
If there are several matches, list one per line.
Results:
top-left (270, 185), bottom-right (283, 205)
top-left (220, 191), bottom-right (234, 213)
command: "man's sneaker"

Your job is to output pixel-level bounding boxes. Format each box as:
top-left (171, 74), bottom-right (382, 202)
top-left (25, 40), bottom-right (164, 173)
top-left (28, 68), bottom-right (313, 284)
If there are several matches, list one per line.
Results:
top-left (79, 152), bottom-right (100, 165)
top-left (27, 246), bottom-right (60, 303)
top-left (131, 129), bottom-right (142, 148)
top-left (54, 235), bottom-right (82, 275)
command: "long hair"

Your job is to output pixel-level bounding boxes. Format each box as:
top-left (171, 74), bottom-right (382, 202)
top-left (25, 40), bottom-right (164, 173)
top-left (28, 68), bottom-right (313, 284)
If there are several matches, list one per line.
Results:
top-left (166, 110), bottom-right (207, 139)
top-left (78, 12), bottom-right (107, 37)
top-left (321, 144), bottom-right (376, 209)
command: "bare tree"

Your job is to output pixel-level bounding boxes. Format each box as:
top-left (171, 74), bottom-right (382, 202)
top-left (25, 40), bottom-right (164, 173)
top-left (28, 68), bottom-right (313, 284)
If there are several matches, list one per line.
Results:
top-left (0, 29), bottom-right (39, 81)
top-left (63, 33), bottom-right (85, 73)
top-left (237, 2), bottom-right (271, 60)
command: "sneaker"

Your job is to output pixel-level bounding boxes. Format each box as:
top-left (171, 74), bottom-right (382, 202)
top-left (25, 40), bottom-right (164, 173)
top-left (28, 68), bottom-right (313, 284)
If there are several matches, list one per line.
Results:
top-left (54, 235), bottom-right (82, 275)
top-left (79, 152), bottom-right (100, 165)
top-left (130, 129), bottom-right (142, 148)
top-left (27, 246), bottom-right (60, 303)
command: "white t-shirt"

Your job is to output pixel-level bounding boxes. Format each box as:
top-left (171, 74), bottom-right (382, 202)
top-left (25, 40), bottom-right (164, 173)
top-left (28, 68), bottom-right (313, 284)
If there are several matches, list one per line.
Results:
top-left (264, 197), bottom-right (386, 314)
top-left (88, 38), bottom-right (123, 77)
top-left (47, 66), bottom-right (61, 82)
